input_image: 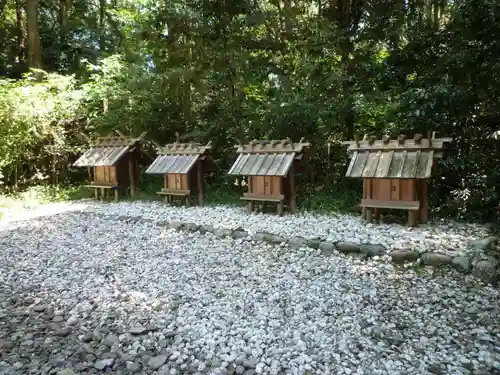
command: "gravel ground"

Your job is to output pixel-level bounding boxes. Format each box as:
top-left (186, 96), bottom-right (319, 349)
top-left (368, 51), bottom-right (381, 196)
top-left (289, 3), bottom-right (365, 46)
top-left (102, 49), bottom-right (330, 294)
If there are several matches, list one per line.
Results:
top-left (0, 202), bottom-right (499, 375)
top-left (91, 201), bottom-right (490, 256)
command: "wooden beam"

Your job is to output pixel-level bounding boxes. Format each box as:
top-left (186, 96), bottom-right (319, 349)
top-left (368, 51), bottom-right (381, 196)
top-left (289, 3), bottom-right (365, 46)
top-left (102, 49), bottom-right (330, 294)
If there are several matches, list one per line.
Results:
top-left (128, 158), bottom-right (135, 198)
top-left (197, 161), bottom-right (204, 206)
top-left (115, 130), bottom-right (127, 139)
top-left (289, 164), bottom-right (297, 214)
top-left (419, 180), bottom-right (429, 224)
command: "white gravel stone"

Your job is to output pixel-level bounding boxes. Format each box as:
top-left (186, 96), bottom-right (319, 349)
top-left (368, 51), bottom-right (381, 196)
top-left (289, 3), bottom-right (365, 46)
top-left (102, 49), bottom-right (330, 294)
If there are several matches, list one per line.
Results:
top-left (45, 200), bottom-right (492, 257)
top-left (0, 201), bottom-right (498, 375)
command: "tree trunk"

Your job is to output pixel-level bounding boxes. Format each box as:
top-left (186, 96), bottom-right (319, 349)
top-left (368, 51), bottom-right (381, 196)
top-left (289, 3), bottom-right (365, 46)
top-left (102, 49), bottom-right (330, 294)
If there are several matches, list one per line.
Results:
top-left (16, 0), bottom-right (26, 69)
top-left (59, 0), bottom-right (69, 43)
top-left (26, 0), bottom-right (41, 69)
top-left (326, 0), bottom-right (359, 138)
top-left (99, 0), bottom-right (105, 54)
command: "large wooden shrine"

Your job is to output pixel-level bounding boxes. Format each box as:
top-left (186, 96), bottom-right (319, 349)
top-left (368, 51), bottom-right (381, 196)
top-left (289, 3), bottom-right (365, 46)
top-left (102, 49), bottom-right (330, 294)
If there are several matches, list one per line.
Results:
top-left (146, 140), bottom-right (215, 205)
top-left (228, 138), bottom-right (311, 215)
top-left (73, 131), bottom-right (146, 201)
top-left (342, 132), bottom-right (452, 226)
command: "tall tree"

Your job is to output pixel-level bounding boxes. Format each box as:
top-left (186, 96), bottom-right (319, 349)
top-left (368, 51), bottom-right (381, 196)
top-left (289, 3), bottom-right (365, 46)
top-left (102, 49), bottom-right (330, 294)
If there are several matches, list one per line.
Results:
top-left (26, 0), bottom-right (41, 69)
top-left (16, 0), bottom-right (26, 69)
top-left (59, 0), bottom-right (69, 43)
top-left (99, 0), bottom-right (105, 54)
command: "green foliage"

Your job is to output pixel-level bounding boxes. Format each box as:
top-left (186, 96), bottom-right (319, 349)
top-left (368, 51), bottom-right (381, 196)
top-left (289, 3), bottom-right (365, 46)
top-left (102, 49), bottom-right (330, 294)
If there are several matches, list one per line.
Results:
top-left (0, 185), bottom-right (88, 210)
top-left (0, 0), bottom-right (500, 220)
top-left (300, 186), bottom-right (360, 214)
top-left (0, 71), bottom-right (86, 186)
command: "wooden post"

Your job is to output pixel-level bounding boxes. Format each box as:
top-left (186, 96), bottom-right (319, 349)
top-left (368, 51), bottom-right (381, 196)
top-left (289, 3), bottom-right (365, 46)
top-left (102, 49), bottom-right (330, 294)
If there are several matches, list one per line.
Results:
top-left (362, 180), bottom-right (367, 220)
top-left (419, 180), bottom-right (429, 224)
top-left (197, 161), bottom-right (204, 206)
top-left (114, 188), bottom-right (119, 202)
top-left (94, 188), bottom-right (99, 200)
top-left (128, 157), bottom-right (135, 198)
top-left (277, 201), bottom-right (284, 216)
top-left (289, 167), bottom-right (297, 214)
top-left (247, 176), bottom-right (253, 213)
top-left (374, 208), bottom-right (381, 221)
top-left (100, 187), bottom-right (105, 201)
top-left (365, 179), bottom-right (373, 222)
top-left (408, 211), bottom-right (418, 226)
top-left (366, 207), bottom-right (373, 223)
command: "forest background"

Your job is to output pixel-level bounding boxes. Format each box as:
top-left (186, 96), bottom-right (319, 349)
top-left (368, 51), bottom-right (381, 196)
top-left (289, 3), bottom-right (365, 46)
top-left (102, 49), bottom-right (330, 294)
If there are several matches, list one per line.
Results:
top-left (0, 0), bottom-right (499, 221)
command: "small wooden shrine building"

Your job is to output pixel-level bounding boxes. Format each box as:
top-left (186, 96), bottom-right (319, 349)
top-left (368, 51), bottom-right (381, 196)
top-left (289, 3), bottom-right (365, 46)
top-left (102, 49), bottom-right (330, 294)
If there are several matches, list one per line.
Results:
top-left (73, 131), bottom-right (146, 201)
top-left (228, 138), bottom-right (310, 215)
top-left (342, 132), bottom-right (452, 226)
top-left (145, 141), bottom-right (215, 205)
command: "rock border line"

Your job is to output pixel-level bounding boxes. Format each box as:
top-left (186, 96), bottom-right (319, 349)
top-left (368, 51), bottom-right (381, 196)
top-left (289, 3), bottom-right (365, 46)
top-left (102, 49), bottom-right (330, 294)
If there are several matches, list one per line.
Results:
top-left (93, 213), bottom-right (499, 284)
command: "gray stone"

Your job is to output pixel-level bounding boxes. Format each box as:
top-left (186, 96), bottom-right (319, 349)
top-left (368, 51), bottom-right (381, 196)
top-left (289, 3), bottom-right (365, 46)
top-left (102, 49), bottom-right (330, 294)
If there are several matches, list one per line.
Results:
top-left (319, 241), bottom-right (335, 254)
top-left (56, 369), bottom-right (76, 375)
top-left (157, 364), bottom-right (170, 375)
top-left (148, 355), bottom-right (168, 370)
top-left (427, 363), bottom-right (444, 375)
top-left (129, 326), bottom-right (147, 335)
top-left (52, 315), bottom-right (64, 323)
top-left (211, 359), bottom-right (221, 368)
top-left (346, 252), bottom-right (367, 260)
top-left (336, 242), bottom-right (361, 253)
top-left (472, 257), bottom-right (498, 283)
top-left (83, 332), bottom-right (93, 342)
top-left (54, 327), bottom-right (70, 337)
top-left (164, 330), bottom-right (175, 338)
top-left (360, 244), bottom-right (386, 257)
top-left (390, 250), bottom-right (419, 263)
top-left (232, 230), bottom-right (249, 239)
top-left (251, 232), bottom-right (266, 242)
top-left (12, 363), bottom-right (23, 370)
top-left (102, 334), bottom-right (119, 347)
top-left (243, 357), bottom-right (258, 369)
top-left (420, 252), bottom-right (452, 266)
top-left (451, 256), bottom-right (471, 273)
top-left (268, 235), bottom-right (286, 245)
top-left (215, 228), bottom-right (233, 238)
top-left (66, 316), bottom-right (78, 326)
top-left (244, 370), bottom-right (256, 375)
top-left (94, 359), bottom-right (115, 371)
top-left (470, 237), bottom-right (495, 251)
top-left (185, 223), bottom-right (200, 232)
top-left (307, 239), bottom-right (321, 249)
top-left (146, 324), bottom-right (158, 332)
top-left (288, 237), bottom-right (306, 249)
top-left (33, 304), bottom-right (46, 312)
top-left (385, 334), bottom-right (405, 345)
top-left (199, 225), bottom-right (214, 234)
top-left (126, 361), bottom-right (142, 373)
top-left (235, 365), bottom-right (246, 375)
top-left (168, 221), bottom-right (184, 230)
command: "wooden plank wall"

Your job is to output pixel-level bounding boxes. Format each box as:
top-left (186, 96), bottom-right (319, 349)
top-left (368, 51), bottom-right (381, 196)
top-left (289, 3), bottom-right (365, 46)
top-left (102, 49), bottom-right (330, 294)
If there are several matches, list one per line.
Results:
top-left (249, 176), bottom-right (282, 197)
top-left (367, 179), bottom-right (417, 202)
top-left (94, 166), bottom-right (117, 185)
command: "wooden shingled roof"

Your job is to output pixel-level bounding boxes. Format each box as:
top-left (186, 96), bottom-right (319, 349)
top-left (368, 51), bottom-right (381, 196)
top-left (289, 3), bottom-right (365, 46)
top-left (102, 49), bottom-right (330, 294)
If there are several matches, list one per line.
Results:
top-left (342, 132), bottom-right (452, 179)
top-left (234, 138), bottom-right (310, 154)
top-left (156, 141), bottom-right (213, 156)
top-left (229, 138), bottom-right (310, 177)
top-left (73, 131), bottom-right (146, 167)
top-left (146, 141), bottom-right (213, 175)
